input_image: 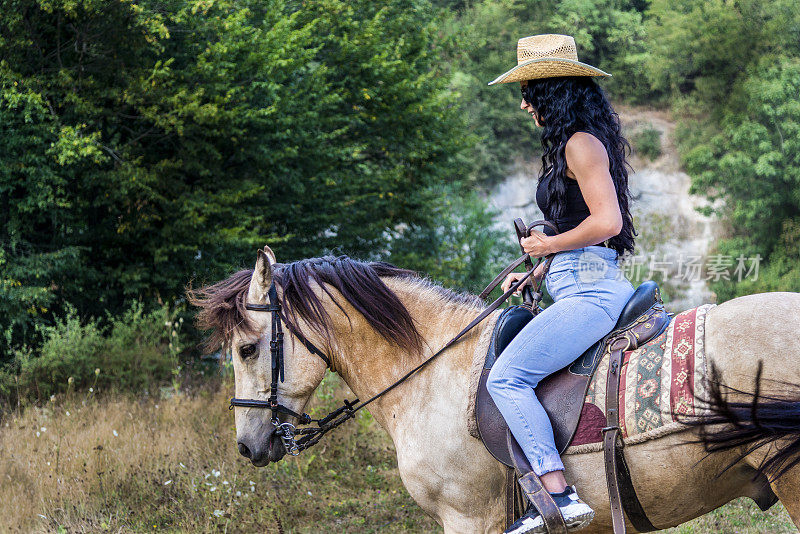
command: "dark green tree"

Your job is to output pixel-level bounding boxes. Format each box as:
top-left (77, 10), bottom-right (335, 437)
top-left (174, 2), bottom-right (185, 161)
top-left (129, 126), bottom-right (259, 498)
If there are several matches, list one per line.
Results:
top-left (0, 0), bottom-right (474, 358)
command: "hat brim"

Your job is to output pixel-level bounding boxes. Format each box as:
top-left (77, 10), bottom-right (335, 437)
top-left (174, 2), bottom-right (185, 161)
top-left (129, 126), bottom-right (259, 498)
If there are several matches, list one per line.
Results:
top-left (487, 57), bottom-right (611, 86)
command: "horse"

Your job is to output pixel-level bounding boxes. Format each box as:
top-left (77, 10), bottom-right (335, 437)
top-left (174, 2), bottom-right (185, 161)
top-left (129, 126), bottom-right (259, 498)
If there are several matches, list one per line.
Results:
top-left (188, 245), bottom-right (800, 533)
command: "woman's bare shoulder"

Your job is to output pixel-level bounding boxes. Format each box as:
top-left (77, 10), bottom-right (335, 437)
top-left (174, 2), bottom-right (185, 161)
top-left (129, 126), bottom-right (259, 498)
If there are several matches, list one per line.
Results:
top-left (566, 131), bottom-right (604, 151)
top-left (565, 131), bottom-right (609, 174)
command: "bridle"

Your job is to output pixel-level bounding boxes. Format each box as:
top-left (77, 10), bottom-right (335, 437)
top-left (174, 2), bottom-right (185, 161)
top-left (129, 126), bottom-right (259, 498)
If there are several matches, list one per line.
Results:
top-left (229, 282), bottom-right (352, 455)
top-left (229, 220), bottom-right (559, 457)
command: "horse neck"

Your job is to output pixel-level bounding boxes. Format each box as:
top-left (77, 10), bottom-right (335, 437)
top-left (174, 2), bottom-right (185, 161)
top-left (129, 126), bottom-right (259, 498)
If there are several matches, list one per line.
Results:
top-left (327, 277), bottom-right (487, 430)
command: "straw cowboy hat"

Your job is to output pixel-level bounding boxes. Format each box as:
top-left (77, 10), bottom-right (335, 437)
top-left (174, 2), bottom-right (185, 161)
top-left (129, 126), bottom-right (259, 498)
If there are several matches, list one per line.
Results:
top-left (487, 34), bottom-right (611, 86)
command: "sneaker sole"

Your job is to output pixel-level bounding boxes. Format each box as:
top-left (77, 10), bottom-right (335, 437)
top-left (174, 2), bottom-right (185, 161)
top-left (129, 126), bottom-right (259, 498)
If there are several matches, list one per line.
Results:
top-left (565, 510), bottom-right (595, 532)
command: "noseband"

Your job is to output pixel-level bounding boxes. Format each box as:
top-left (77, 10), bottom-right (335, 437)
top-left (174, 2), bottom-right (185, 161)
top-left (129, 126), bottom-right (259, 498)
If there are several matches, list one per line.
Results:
top-left (229, 220), bottom-right (558, 458)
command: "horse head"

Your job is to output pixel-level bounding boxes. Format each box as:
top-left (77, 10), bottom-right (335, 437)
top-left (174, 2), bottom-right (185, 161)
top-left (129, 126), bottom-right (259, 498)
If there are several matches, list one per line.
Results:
top-left (190, 245), bottom-right (330, 466)
top-left (190, 248), bottom-right (430, 467)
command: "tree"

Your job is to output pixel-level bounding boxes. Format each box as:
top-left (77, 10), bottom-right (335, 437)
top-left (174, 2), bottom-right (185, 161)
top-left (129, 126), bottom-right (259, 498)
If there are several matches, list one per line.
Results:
top-left (0, 0), bottom-right (473, 357)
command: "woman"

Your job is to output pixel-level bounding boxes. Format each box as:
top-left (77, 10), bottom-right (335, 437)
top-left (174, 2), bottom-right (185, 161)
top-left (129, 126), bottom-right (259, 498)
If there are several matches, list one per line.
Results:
top-left (486, 34), bottom-right (637, 533)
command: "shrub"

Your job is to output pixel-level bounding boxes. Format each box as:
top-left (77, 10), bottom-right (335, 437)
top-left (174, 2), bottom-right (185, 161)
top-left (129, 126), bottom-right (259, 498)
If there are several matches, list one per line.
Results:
top-left (386, 185), bottom-right (513, 295)
top-left (632, 127), bottom-right (662, 161)
top-left (0, 301), bottom-right (185, 407)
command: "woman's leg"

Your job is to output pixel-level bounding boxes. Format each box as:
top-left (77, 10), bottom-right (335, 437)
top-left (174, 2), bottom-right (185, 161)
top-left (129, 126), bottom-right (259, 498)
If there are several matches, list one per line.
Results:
top-left (486, 292), bottom-right (619, 484)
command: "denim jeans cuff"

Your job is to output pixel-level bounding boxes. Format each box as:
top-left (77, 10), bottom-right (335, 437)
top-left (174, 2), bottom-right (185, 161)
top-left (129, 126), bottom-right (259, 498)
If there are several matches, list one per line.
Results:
top-left (533, 455), bottom-right (565, 477)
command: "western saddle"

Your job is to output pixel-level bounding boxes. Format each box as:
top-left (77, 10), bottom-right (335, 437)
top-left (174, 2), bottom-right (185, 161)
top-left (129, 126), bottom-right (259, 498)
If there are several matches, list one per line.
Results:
top-left (475, 219), bottom-right (671, 533)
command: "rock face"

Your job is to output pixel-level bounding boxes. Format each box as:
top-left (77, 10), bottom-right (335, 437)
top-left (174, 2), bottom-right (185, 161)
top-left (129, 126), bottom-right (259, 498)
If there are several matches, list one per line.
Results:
top-left (487, 107), bottom-right (720, 311)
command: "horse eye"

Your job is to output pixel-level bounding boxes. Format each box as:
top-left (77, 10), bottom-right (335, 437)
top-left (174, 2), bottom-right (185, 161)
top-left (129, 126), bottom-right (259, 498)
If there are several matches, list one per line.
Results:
top-left (239, 343), bottom-right (258, 359)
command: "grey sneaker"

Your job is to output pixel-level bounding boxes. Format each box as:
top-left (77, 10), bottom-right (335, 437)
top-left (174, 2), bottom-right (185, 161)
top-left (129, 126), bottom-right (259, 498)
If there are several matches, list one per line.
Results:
top-left (503, 485), bottom-right (595, 534)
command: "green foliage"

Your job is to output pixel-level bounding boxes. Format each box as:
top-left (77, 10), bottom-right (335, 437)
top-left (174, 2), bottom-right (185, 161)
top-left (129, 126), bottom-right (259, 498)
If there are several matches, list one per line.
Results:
top-left (436, 0), bottom-right (656, 186)
top-left (544, 0), bottom-right (652, 101)
top-left (643, 0), bottom-right (800, 301)
top-left (678, 56), bottom-right (800, 300)
top-left (632, 127), bottom-right (662, 160)
top-left (2, 0), bottom-right (799, 382)
top-left (704, 220), bottom-right (800, 303)
top-left (434, 0), bottom-right (542, 187)
top-left (0, 0), bottom-right (472, 357)
top-left (387, 185), bottom-right (513, 294)
top-left (0, 301), bottom-right (184, 406)
top-left (644, 0), bottom-right (799, 119)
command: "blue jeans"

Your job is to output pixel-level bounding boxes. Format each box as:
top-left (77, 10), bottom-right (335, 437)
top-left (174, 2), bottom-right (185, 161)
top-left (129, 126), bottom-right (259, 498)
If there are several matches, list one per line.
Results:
top-left (486, 245), bottom-right (636, 476)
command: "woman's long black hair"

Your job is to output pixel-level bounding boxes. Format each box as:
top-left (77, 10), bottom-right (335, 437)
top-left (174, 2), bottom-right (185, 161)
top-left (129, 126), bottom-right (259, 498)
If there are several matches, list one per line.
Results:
top-left (523, 76), bottom-right (637, 257)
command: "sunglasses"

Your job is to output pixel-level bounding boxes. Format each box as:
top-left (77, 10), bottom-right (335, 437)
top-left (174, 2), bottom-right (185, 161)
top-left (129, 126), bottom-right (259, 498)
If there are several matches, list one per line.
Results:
top-left (520, 84), bottom-right (531, 103)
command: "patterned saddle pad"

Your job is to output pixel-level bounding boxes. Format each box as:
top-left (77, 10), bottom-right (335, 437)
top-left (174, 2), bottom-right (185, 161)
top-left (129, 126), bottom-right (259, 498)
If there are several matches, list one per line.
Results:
top-left (564, 303), bottom-right (716, 455)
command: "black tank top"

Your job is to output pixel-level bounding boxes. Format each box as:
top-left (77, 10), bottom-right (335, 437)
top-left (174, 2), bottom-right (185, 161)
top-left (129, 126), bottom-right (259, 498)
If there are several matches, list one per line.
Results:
top-left (536, 172), bottom-right (610, 247)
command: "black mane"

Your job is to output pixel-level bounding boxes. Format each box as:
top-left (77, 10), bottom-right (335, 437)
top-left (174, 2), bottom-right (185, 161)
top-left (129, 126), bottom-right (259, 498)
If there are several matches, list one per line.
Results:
top-left (189, 255), bottom-right (480, 355)
top-left (274, 256), bottom-right (424, 356)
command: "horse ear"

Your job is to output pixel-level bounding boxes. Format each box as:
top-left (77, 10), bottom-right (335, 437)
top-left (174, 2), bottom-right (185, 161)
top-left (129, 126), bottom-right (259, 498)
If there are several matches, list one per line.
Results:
top-left (262, 245), bottom-right (277, 265)
top-left (247, 248), bottom-right (274, 304)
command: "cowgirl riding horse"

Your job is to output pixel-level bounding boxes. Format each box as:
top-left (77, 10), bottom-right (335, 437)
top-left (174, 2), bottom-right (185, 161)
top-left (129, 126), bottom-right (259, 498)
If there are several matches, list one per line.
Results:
top-left (486, 34), bottom-right (637, 533)
top-left (190, 32), bottom-right (800, 534)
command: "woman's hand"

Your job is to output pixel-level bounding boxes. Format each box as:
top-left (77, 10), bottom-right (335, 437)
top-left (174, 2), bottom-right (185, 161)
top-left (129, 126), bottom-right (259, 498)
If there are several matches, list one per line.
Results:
top-left (501, 272), bottom-right (530, 295)
top-left (501, 263), bottom-right (546, 295)
top-left (520, 229), bottom-right (554, 258)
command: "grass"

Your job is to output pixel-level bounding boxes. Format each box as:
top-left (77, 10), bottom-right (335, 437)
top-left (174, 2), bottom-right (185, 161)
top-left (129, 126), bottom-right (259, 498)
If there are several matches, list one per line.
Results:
top-left (0, 375), bottom-right (439, 533)
top-left (662, 498), bottom-right (796, 533)
top-left (0, 374), bottom-right (796, 533)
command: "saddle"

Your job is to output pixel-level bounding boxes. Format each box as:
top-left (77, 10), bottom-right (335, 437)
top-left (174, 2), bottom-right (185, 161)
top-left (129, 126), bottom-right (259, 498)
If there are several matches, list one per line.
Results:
top-left (476, 279), bottom-right (671, 533)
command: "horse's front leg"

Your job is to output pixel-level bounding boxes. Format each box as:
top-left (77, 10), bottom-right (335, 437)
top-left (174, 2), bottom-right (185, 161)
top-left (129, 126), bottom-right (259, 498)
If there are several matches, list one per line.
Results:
top-left (394, 428), bottom-right (510, 534)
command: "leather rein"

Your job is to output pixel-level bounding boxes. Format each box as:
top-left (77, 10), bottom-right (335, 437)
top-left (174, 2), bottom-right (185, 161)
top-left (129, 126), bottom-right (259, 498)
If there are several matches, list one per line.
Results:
top-left (229, 220), bottom-right (560, 456)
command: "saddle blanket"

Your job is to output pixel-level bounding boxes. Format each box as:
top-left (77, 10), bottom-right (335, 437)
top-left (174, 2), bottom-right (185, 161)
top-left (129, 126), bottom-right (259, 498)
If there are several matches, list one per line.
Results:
top-left (564, 303), bottom-right (716, 454)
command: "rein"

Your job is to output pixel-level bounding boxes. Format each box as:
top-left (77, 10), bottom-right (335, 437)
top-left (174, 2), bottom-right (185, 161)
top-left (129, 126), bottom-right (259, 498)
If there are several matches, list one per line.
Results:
top-left (230, 220), bottom-right (559, 456)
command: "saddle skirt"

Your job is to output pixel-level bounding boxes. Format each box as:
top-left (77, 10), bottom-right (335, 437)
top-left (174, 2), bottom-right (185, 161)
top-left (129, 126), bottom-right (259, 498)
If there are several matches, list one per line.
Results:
top-left (467, 281), bottom-right (716, 466)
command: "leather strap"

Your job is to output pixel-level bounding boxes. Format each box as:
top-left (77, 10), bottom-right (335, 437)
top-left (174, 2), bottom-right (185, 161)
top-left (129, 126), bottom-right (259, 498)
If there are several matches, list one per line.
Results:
top-left (616, 439), bottom-right (657, 532)
top-left (478, 219), bottom-right (561, 301)
top-left (234, 236), bottom-right (548, 454)
top-left (603, 335), bottom-right (630, 534)
top-left (507, 429), bottom-right (568, 534)
top-left (246, 302), bottom-right (332, 368)
top-left (354, 263), bottom-right (539, 412)
top-left (602, 333), bottom-right (658, 533)
top-left (514, 218), bottom-right (536, 306)
top-left (506, 467), bottom-right (516, 529)
top-left (514, 219), bottom-right (560, 308)
top-left (479, 253), bottom-right (532, 300)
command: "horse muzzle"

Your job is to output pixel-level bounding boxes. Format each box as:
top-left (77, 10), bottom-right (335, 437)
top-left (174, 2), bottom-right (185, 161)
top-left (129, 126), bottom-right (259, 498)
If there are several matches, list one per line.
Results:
top-left (237, 426), bottom-right (286, 466)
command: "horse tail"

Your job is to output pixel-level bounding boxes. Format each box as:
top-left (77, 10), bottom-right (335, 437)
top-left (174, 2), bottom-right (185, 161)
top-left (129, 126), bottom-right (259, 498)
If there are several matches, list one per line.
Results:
top-left (683, 360), bottom-right (800, 482)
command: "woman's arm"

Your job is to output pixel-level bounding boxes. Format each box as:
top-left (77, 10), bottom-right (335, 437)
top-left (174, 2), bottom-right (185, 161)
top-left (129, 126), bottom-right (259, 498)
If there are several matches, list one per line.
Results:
top-left (521, 132), bottom-right (623, 257)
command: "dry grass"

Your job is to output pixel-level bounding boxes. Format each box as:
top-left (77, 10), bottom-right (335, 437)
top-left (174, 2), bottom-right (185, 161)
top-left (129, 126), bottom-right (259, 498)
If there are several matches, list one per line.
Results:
top-left (2, 386), bottom-right (235, 532)
top-left (0, 376), bottom-right (438, 533)
top-left (0, 376), bottom-right (796, 533)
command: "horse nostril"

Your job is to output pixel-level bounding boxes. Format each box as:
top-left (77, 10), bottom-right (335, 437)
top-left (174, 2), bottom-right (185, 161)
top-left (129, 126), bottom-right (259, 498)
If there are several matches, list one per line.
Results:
top-left (238, 442), bottom-right (252, 458)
